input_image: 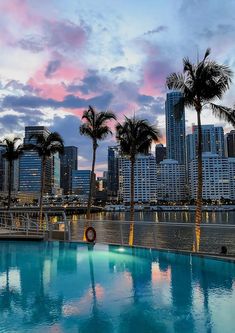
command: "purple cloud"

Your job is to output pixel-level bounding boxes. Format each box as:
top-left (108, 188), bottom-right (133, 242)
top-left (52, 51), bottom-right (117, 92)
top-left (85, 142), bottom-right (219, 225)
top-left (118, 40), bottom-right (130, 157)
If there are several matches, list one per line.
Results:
top-left (45, 60), bottom-right (61, 78)
top-left (144, 25), bottom-right (168, 35)
top-left (2, 92), bottom-right (113, 110)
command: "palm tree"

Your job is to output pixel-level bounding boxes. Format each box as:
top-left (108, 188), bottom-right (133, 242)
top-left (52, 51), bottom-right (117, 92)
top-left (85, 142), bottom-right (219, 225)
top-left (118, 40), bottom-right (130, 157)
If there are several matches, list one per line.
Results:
top-left (116, 117), bottom-right (159, 223)
top-left (25, 132), bottom-right (64, 225)
top-left (2, 138), bottom-right (23, 210)
top-left (166, 49), bottom-right (234, 242)
top-left (80, 105), bottom-right (116, 219)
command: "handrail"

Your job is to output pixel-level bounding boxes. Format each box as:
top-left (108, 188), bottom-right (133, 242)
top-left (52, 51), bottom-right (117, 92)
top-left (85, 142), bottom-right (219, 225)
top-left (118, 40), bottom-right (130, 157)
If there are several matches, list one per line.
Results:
top-left (76, 218), bottom-right (235, 228)
top-left (0, 211), bottom-right (70, 241)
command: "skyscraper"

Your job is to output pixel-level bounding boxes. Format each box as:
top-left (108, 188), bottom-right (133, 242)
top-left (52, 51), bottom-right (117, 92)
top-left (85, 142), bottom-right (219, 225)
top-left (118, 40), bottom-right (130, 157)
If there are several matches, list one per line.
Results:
top-left (19, 126), bottom-right (51, 193)
top-left (225, 130), bottom-right (235, 157)
top-left (72, 170), bottom-right (94, 198)
top-left (107, 146), bottom-right (119, 198)
top-left (155, 144), bottom-right (166, 164)
top-left (189, 153), bottom-right (230, 200)
top-left (60, 146), bottom-right (78, 194)
top-left (165, 91), bottom-right (186, 164)
top-left (50, 153), bottom-right (61, 195)
top-left (118, 154), bottom-right (157, 203)
top-left (0, 145), bottom-right (6, 191)
top-left (157, 159), bottom-right (186, 201)
top-left (187, 125), bottom-right (225, 163)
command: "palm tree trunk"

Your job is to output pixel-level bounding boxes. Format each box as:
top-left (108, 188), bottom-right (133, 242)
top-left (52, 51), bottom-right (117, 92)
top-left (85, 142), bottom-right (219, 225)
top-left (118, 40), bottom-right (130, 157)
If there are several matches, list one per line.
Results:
top-left (130, 158), bottom-right (135, 222)
top-left (87, 143), bottom-right (97, 220)
top-left (195, 107), bottom-right (202, 251)
top-left (7, 161), bottom-right (12, 210)
top-left (39, 157), bottom-right (46, 227)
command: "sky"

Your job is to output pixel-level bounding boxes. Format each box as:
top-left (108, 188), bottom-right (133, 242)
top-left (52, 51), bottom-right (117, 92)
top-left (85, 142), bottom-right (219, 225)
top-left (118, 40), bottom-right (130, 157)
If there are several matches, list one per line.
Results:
top-left (1, 0), bottom-right (235, 174)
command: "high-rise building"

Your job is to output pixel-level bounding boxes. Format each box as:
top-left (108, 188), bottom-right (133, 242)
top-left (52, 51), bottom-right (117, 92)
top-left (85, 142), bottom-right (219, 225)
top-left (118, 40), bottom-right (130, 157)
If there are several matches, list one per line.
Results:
top-left (60, 146), bottom-right (78, 194)
top-left (50, 153), bottom-right (61, 195)
top-left (187, 125), bottom-right (224, 163)
top-left (118, 154), bottom-right (157, 203)
top-left (19, 126), bottom-right (51, 193)
top-left (72, 170), bottom-right (94, 198)
top-left (156, 159), bottom-right (186, 201)
top-left (189, 153), bottom-right (230, 200)
top-left (225, 130), bottom-right (235, 157)
top-left (107, 146), bottom-right (119, 198)
top-left (228, 158), bottom-right (235, 200)
top-left (155, 144), bottom-right (166, 164)
top-left (165, 91), bottom-right (186, 164)
top-left (0, 145), bottom-right (6, 191)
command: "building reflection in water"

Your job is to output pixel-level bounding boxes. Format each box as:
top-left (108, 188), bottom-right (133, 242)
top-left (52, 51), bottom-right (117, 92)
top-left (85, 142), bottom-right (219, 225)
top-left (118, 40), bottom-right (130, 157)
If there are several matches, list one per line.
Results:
top-left (0, 242), bottom-right (234, 332)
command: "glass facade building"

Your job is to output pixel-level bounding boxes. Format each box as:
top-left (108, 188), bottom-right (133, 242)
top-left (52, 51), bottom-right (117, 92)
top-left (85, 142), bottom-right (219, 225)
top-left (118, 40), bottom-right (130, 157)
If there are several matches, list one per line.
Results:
top-left (187, 125), bottom-right (225, 163)
top-left (107, 146), bottom-right (119, 198)
top-left (51, 153), bottom-right (61, 193)
top-left (155, 144), bottom-right (167, 164)
top-left (225, 130), bottom-right (235, 157)
top-left (165, 91), bottom-right (186, 165)
top-left (19, 126), bottom-right (51, 193)
top-left (60, 146), bottom-right (78, 194)
top-left (72, 170), bottom-right (93, 197)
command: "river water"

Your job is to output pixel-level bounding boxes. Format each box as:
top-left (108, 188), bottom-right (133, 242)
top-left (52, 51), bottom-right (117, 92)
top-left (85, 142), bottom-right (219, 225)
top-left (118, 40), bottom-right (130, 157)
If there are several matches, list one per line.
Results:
top-left (76, 211), bottom-right (235, 224)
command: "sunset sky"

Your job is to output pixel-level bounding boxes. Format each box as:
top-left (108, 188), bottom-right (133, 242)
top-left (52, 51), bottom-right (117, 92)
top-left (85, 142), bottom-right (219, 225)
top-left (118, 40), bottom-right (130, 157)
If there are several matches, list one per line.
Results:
top-left (1, 0), bottom-right (235, 173)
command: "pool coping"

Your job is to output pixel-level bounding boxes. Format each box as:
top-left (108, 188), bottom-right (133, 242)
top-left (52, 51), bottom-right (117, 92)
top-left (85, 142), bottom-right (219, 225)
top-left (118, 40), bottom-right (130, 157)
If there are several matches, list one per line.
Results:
top-left (67, 240), bottom-right (235, 263)
top-left (1, 238), bottom-right (234, 263)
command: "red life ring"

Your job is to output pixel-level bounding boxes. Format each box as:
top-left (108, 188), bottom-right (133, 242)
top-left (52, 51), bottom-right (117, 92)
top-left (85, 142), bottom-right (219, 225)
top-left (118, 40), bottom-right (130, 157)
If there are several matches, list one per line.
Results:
top-left (85, 227), bottom-right (96, 243)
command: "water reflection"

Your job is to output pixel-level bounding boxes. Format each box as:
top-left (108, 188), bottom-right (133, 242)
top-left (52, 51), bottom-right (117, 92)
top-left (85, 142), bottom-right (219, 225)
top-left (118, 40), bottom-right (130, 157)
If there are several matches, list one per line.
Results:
top-left (0, 242), bottom-right (234, 332)
top-left (81, 211), bottom-right (235, 224)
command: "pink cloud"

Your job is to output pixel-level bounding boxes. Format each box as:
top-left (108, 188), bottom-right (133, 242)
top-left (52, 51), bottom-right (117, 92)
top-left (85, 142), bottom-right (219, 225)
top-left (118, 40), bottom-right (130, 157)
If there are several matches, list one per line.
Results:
top-left (27, 59), bottom-right (86, 100)
top-left (140, 59), bottom-right (171, 96)
top-left (138, 41), bottom-right (173, 96)
top-left (0, 0), bottom-right (41, 28)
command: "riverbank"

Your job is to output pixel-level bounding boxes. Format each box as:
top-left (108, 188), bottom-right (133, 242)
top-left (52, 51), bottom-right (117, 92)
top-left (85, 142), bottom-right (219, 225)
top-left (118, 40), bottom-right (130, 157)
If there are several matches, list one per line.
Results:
top-left (104, 204), bottom-right (235, 212)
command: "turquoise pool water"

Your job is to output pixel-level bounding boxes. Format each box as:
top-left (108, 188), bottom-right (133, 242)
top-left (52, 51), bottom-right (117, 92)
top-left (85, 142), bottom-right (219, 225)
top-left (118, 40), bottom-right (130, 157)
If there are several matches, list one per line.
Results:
top-left (0, 242), bottom-right (234, 333)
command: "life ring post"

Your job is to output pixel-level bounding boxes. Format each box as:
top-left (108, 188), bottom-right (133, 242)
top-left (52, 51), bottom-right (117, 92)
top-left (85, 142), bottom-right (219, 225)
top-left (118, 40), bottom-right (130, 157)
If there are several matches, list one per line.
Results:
top-left (85, 226), bottom-right (96, 243)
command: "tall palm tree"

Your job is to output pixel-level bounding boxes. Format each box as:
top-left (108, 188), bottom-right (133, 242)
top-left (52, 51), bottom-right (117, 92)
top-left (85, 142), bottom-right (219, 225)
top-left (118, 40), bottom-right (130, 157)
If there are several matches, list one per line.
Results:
top-left (116, 117), bottom-right (159, 223)
top-left (25, 132), bottom-right (64, 225)
top-left (80, 105), bottom-right (116, 219)
top-left (2, 138), bottom-right (23, 210)
top-left (166, 49), bottom-right (234, 240)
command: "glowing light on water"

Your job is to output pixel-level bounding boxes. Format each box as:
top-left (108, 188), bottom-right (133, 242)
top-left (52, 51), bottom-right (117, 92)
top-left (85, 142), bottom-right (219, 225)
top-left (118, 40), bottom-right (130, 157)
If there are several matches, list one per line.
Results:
top-left (117, 247), bottom-right (125, 252)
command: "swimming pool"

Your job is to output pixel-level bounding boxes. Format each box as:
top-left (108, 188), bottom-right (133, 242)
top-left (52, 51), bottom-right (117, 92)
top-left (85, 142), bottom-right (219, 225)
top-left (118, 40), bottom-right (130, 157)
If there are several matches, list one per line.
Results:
top-left (0, 241), bottom-right (234, 333)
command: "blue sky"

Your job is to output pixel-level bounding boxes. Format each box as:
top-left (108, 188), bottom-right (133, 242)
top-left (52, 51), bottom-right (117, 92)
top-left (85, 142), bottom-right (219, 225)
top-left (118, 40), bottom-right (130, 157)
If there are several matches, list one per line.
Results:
top-left (0, 0), bottom-right (235, 173)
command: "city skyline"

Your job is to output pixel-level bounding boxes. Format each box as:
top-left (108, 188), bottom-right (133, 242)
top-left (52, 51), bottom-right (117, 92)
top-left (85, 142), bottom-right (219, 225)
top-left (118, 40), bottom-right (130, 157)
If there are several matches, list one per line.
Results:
top-left (1, 1), bottom-right (235, 174)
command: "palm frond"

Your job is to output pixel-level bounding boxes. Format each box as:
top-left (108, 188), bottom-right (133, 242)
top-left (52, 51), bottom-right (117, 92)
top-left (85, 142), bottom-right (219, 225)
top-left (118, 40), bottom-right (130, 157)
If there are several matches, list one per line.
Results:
top-left (116, 117), bottom-right (160, 160)
top-left (95, 111), bottom-right (116, 128)
top-left (210, 103), bottom-right (235, 127)
top-left (203, 48), bottom-right (211, 61)
top-left (166, 72), bottom-right (186, 90)
top-left (2, 138), bottom-right (23, 161)
top-left (80, 124), bottom-right (94, 139)
top-left (80, 106), bottom-right (115, 145)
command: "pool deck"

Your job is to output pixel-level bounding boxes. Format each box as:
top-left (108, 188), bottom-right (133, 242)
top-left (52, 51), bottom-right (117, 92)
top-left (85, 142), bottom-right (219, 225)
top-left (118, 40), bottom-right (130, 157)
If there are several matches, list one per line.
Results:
top-left (0, 228), bottom-right (44, 240)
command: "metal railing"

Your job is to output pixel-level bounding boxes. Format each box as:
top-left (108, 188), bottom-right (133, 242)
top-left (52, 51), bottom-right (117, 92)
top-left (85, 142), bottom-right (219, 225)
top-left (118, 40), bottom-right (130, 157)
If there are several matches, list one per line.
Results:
top-left (70, 219), bottom-right (235, 255)
top-left (0, 211), bottom-right (234, 255)
top-left (0, 211), bottom-right (70, 240)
